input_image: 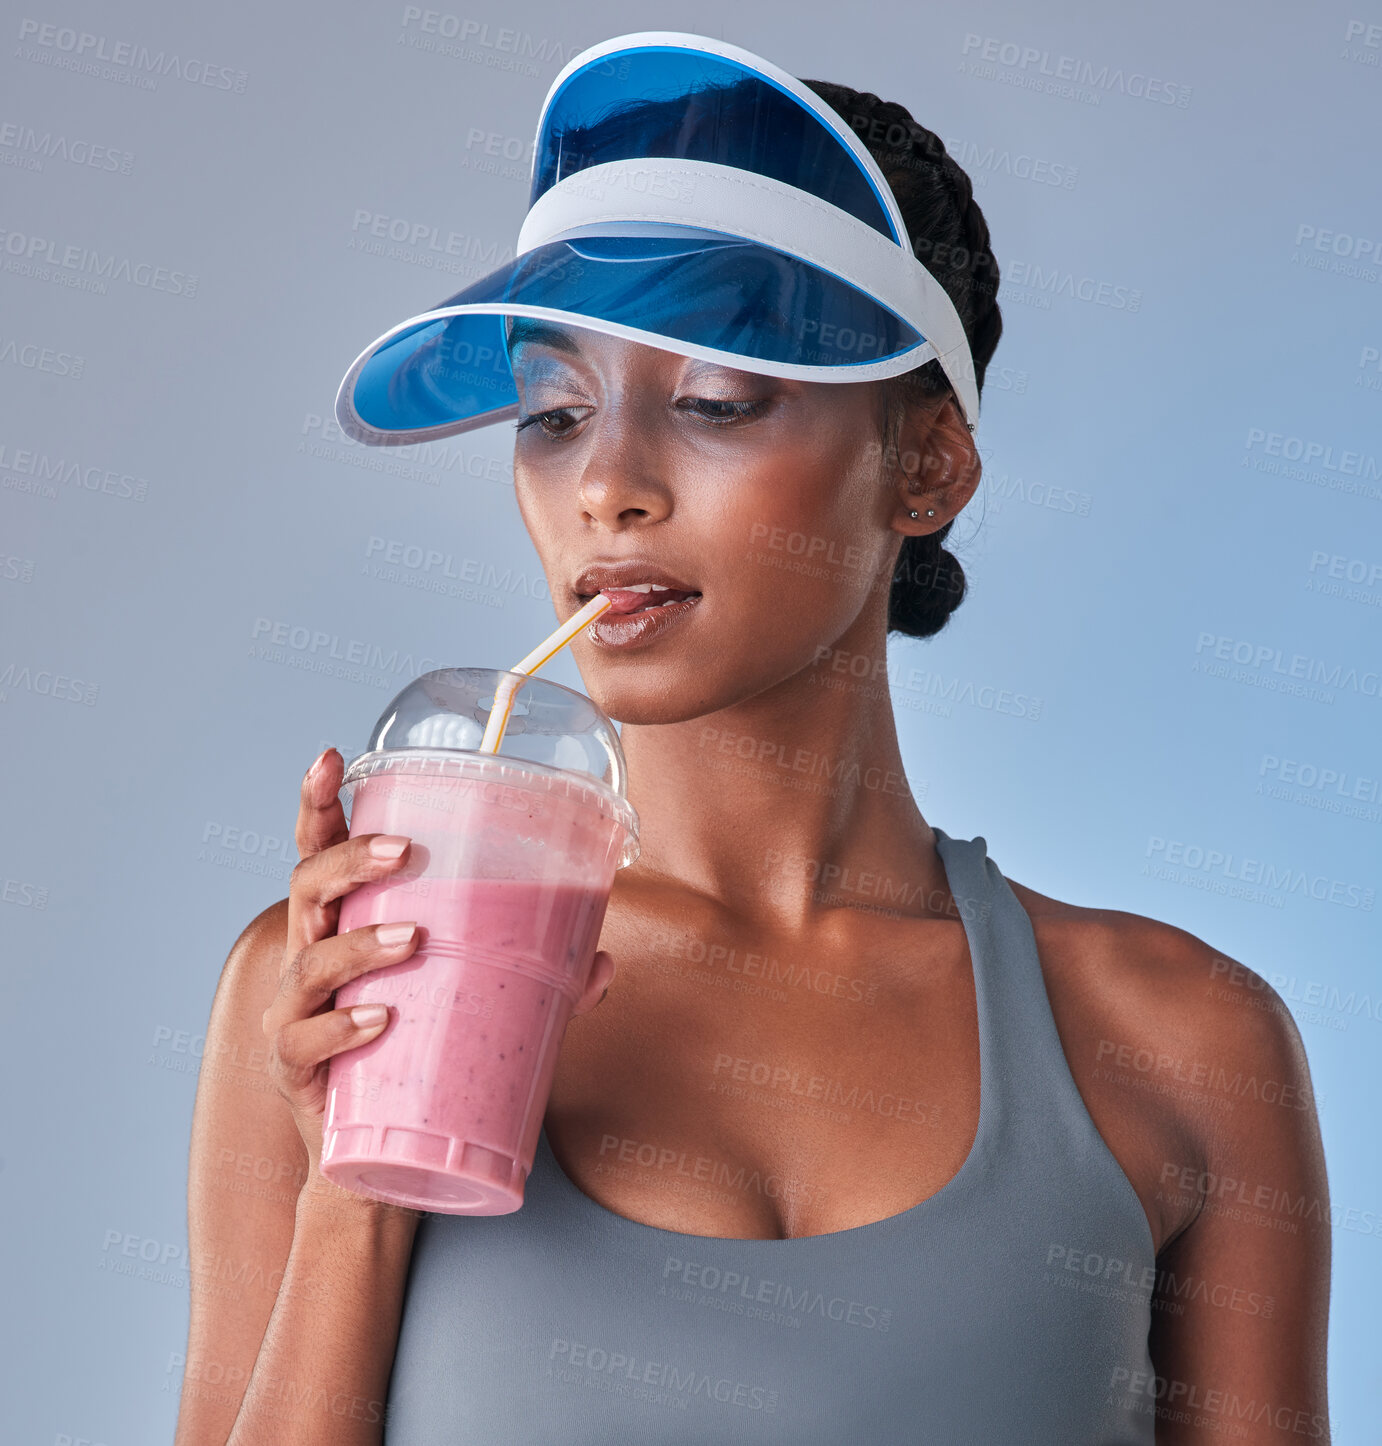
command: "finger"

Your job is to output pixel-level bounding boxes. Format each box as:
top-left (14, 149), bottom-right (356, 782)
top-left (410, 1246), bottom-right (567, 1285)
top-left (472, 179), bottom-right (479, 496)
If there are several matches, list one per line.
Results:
top-left (265, 920), bottom-right (418, 1034)
top-left (295, 747), bottom-right (349, 863)
top-left (285, 748), bottom-right (354, 958)
top-left (571, 950), bottom-right (615, 1017)
top-left (268, 1002), bottom-right (393, 1101)
top-left (285, 831), bottom-right (413, 964)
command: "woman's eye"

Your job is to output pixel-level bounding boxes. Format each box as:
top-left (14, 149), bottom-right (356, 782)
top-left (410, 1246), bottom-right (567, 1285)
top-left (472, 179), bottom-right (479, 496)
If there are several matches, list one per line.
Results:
top-left (515, 397), bottom-right (766, 438)
top-left (681, 397), bottom-right (767, 423)
top-left (514, 408), bottom-right (581, 438)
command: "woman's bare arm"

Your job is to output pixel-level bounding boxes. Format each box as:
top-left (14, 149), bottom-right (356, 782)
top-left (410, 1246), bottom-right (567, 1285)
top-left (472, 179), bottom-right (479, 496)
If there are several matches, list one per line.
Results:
top-left (176, 899), bottom-right (305, 1441)
top-left (175, 747), bottom-right (616, 1442)
top-left (1148, 951), bottom-right (1331, 1444)
top-left (223, 1184), bottom-right (420, 1445)
top-left (175, 748), bottom-right (426, 1443)
top-left (178, 900), bottom-right (422, 1445)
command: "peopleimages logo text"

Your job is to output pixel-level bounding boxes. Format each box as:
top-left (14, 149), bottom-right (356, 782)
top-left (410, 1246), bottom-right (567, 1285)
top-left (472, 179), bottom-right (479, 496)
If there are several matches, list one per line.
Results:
top-left (960, 33), bottom-right (1192, 106)
top-left (249, 617), bottom-right (445, 678)
top-left (1194, 633), bottom-right (1379, 699)
top-left (0, 227), bottom-right (197, 297)
top-left (1245, 428), bottom-right (1382, 480)
top-left (1145, 837), bottom-right (1374, 910)
top-left (16, 18), bottom-right (249, 91)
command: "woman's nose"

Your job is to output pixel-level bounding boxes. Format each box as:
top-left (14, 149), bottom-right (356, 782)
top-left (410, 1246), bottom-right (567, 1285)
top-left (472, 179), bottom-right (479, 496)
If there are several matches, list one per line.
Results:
top-left (574, 411), bottom-right (673, 529)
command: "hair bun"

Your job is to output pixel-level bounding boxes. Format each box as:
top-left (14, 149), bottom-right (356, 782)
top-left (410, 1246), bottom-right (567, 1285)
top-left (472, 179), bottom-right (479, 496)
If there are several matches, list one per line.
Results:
top-left (801, 77), bottom-right (1001, 641)
top-left (889, 535), bottom-right (968, 640)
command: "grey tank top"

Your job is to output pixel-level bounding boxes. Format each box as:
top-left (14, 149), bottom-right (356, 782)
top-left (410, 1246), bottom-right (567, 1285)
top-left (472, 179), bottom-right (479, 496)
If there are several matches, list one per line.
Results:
top-left (383, 829), bottom-right (1158, 1444)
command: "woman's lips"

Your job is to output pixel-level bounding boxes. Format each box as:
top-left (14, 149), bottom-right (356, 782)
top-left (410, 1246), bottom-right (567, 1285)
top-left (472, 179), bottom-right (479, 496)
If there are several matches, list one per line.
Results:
top-left (588, 587), bottom-right (702, 616)
top-left (584, 592), bottom-right (703, 648)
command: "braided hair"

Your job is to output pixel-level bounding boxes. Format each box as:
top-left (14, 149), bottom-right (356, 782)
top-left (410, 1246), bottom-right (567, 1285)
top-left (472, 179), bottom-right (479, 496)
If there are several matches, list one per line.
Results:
top-left (799, 81), bottom-right (1003, 639)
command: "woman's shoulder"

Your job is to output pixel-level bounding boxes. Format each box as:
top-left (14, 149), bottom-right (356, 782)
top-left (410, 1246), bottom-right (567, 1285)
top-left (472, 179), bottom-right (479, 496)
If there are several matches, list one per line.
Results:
top-left (1003, 875), bottom-right (1323, 1250)
top-left (1006, 876), bottom-right (1315, 1108)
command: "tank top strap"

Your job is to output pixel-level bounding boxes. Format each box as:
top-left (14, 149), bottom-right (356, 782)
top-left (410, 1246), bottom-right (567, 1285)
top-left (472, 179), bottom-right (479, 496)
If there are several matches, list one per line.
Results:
top-left (931, 827), bottom-right (1096, 1166)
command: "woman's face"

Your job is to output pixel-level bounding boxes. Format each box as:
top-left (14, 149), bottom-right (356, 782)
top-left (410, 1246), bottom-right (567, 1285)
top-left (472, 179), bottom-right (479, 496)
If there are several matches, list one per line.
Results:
top-left (508, 321), bottom-right (928, 726)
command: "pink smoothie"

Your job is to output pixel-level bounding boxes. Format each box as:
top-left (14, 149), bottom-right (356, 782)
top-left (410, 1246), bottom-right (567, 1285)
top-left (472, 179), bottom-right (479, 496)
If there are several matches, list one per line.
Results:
top-left (322, 873), bottom-right (611, 1212)
top-left (318, 750), bottom-right (632, 1213)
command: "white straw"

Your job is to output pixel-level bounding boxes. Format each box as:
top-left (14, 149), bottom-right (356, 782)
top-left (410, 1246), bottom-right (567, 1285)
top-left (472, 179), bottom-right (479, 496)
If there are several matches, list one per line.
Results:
top-left (479, 592), bottom-right (615, 753)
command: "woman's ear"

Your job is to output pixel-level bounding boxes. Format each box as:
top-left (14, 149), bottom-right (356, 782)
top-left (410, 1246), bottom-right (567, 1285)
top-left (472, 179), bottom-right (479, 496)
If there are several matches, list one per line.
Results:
top-left (890, 393), bottom-right (983, 532)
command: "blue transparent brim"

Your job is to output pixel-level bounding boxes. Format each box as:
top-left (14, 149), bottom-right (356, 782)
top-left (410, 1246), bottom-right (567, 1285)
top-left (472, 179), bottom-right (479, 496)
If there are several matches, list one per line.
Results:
top-left (529, 40), bottom-right (903, 244)
top-left (344, 233), bottom-right (925, 442)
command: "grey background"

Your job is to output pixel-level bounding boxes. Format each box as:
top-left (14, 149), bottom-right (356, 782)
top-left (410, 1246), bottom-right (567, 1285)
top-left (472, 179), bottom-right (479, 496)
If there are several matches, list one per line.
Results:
top-left (2, 0), bottom-right (1378, 1439)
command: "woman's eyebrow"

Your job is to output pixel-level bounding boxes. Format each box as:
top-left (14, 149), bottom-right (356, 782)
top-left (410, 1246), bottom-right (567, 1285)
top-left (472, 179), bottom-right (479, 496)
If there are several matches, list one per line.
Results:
top-left (507, 318), bottom-right (582, 358)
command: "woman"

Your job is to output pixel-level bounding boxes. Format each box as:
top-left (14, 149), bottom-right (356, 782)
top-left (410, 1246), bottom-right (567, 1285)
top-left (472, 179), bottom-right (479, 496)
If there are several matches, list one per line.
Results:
top-left (177, 32), bottom-right (1330, 1446)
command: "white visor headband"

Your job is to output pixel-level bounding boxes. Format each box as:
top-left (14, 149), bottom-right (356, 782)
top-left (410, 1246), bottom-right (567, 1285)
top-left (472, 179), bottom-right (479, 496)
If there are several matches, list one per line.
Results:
top-left (514, 157), bottom-right (979, 430)
top-left (334, 30), bottom-right (980, 447)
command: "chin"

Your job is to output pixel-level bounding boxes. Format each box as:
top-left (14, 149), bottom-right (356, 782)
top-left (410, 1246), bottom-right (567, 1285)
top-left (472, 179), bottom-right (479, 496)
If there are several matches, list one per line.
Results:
top-left (580, 671), bottom-right (723, 728)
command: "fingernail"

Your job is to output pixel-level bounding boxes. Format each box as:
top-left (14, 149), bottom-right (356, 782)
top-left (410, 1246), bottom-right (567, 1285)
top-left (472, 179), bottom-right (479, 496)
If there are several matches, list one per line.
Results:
top-left (307, 747), bottom-right (331, 780)
top-left (350, 1004), bottom-right (388, 1028)
top-left (377, 921), bottom-right (416, 945)
top-left (368, 835), bottom-right (408, 858)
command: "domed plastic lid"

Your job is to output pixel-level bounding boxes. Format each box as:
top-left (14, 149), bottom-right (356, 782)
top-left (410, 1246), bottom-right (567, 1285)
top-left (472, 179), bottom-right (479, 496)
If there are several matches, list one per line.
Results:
top-left (340, 667), bottom-right (638, 867)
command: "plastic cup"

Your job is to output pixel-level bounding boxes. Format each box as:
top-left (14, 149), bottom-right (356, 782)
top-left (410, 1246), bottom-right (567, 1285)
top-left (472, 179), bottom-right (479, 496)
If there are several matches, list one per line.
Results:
top-left (319, 667), bottom-right (639, 1215)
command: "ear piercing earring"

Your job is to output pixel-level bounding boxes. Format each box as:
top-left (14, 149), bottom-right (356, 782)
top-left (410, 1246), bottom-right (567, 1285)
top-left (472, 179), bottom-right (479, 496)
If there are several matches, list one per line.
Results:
top-left (906, 476), bottom-right (936, 521)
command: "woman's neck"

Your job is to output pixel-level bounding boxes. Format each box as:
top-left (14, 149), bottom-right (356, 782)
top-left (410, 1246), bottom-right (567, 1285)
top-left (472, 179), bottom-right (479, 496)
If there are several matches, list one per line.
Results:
top-left (617, 661), bottom-right (947, 931)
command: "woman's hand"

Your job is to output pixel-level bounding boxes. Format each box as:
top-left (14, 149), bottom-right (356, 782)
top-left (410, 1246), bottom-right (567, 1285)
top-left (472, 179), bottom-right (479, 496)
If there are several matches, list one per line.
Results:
top-left (260, 747), bottom-right (422, 1195)
top-left (259, 747), bottom-right (617, 1199)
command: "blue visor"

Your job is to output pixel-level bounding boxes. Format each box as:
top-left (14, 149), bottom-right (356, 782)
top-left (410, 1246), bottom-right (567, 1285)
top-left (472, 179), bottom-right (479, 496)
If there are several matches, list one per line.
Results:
top-left (336, 32), bottom-right (975, 447)
top-left (349, 234), bottom-right (924, 439)
top-left (529, 45), bottom-right (903, 243)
